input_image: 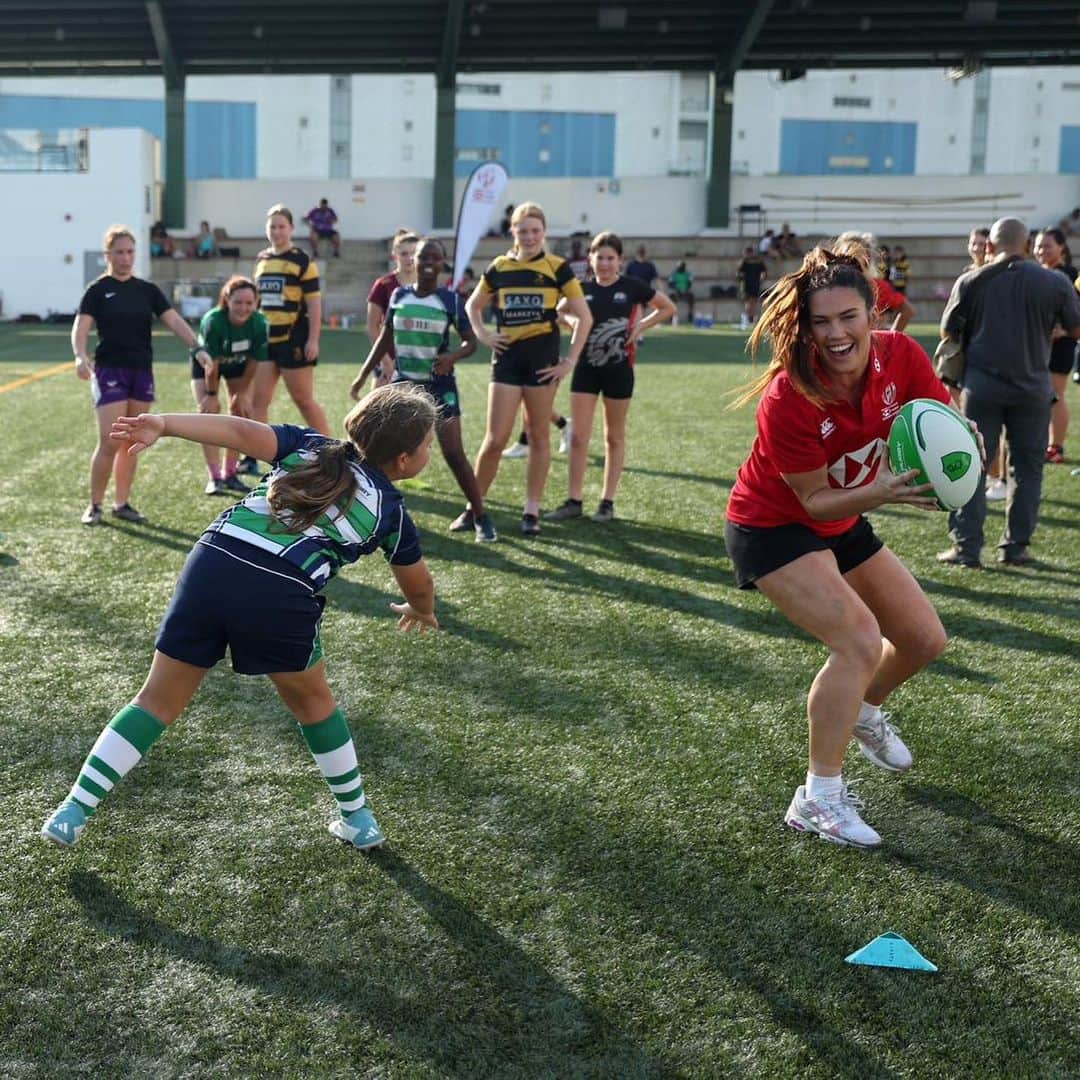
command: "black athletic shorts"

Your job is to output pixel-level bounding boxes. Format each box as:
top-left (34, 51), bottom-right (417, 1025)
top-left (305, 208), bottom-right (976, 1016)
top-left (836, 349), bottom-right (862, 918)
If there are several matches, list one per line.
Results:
top-left (570, 360), bottom-right (634, 400)
top-left (156, 541), bottom-right (325, 674)
top-left (491, 332), bottom-right (560, 387)
top-left (264, 321), bottom-right (315, 369)
top-left (190, 356), bottom-right (253, 383)
top-left (1048, 339), bottom-right (1077, 376)
top-left (724, 516), bottom-right (883, 591)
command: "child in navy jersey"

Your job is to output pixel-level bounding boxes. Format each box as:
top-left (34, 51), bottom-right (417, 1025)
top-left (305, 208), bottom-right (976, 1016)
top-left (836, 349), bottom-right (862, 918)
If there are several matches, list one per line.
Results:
top-left (43, 384), bottom-right (438, 855)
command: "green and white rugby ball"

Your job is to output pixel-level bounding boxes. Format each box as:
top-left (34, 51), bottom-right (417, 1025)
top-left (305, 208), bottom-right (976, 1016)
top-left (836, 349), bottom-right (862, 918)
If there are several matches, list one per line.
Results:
top-left (888, 398), bottom-right (980, 510)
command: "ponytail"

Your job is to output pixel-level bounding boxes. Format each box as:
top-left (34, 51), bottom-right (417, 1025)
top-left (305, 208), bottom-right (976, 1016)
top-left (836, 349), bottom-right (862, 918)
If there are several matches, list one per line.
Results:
top-left (266, 441), bottom-right (357, 534)
top-left (732, 246), bottom-right (874, 410)
top-left (265, 383), bottom-right (437, 533)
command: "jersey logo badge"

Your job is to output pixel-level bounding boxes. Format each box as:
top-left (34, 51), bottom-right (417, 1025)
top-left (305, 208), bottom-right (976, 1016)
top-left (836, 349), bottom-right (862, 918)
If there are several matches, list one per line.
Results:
top-left (828, 437), bottom-right (886, 488)
top-left (820, 417), bottom-right (836, 438)
top-left (881, 381), bottom-right (900, 421)
top-left (614, 292), bottom-right (627, 302)
top-left (534, 273), bottom-right (547, 285)
top-left (105, 292), bottom-right (116, 299)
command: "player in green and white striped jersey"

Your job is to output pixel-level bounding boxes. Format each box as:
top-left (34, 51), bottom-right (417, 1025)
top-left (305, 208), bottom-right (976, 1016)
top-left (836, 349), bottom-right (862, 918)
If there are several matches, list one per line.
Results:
top-left (351, 237), bottom-right (497, 542)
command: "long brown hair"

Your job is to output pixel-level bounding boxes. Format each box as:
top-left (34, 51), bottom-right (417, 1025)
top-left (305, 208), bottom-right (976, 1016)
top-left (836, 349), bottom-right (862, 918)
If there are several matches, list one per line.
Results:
top-left (733, 247), bottom-right (875, 409)
top-left (266, 383), bottom-right (436, 532)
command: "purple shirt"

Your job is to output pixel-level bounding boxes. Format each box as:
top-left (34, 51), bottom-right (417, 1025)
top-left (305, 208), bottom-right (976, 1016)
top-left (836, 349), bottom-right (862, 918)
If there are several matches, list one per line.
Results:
top-left (306, 206), bottom-right (337, 233)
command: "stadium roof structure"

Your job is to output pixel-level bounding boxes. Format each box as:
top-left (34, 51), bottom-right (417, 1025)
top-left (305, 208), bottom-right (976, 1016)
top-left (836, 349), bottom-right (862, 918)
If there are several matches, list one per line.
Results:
top-left (3, 1), bottom-right (1079, 76)
top-left (4, 1), bottom-right (1079, 225)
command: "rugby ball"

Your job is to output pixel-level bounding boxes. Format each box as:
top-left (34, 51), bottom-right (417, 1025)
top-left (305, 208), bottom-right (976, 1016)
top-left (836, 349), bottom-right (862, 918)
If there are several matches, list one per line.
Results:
top-left (888, 398), bottom-right (980, 510)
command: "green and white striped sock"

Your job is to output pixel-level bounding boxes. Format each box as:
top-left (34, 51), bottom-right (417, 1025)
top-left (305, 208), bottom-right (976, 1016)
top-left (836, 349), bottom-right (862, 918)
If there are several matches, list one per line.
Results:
top-left (67, 704), bottom-right (167, 817)
top-left (299, 709), bottom-right (366, 818)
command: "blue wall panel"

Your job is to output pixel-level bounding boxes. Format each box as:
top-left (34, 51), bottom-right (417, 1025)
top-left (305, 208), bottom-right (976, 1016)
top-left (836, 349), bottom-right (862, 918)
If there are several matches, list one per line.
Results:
top-left (456, 109), bottom-right (615, 177)
top-left (1060, 126), bottom-right (1080, 173)
top-left (780, 119), bottom-right (917, 175)
top-left (0, 94), bottom-right (255, 178)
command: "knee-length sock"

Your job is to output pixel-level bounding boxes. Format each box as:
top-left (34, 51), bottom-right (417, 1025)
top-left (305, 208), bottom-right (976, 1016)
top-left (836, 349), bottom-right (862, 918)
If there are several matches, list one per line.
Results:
top-left (299, 708), bottom-right (366, 817)
top-left (67, 704), bottom-right (167, 816)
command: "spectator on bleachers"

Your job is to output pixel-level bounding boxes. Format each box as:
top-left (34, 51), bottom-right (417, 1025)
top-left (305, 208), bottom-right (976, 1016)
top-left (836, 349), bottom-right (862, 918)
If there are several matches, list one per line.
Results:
top-left (499, 204), bottom-right (514, 238)
top-left (758, 229), bottom-right (781, 261)
top-left (625, 245), bottom-right (659, 288)
top-left (303, 197), bottom-right (341, 258)
top-left (190, 220), bottom-right (218, 260)
top-left (735, 245), bottom-right (768, 330)
top-left (776, 223), bottom-right (802, 258)
top-left (668, 261), bottom-right (695, 324)
top-left (150, 221), bottom-right (175, 258)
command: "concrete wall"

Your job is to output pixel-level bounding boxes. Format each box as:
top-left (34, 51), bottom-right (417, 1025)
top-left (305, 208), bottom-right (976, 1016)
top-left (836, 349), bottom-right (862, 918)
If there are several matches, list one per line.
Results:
top-left (1, 128), bottom-right (156, 319)
top-left (182, 172), bottom-right (1080, 241)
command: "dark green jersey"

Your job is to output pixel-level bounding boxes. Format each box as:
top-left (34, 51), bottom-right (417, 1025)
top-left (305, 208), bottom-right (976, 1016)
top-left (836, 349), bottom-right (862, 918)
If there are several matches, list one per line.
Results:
top-left (198, 307), bottom-right (270, 365)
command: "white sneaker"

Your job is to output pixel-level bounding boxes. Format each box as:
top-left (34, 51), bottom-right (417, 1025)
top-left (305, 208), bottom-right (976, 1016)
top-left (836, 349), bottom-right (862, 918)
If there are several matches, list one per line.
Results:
top-left (853, 709), bottom-right (913, 773)
top-left (785, 784), bottom-right (882, 848)
top-left (502, 441), bottom-right (528, 459)
top-left (558, 419), bottom-right (573, 455)
top-left (985, 477), bottom-right (1007, 501)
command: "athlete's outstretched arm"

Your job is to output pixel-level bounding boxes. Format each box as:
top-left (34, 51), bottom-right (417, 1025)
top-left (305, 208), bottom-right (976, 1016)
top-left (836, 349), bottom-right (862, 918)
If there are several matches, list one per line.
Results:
top-left (111, 413), bottom-right (280, 461)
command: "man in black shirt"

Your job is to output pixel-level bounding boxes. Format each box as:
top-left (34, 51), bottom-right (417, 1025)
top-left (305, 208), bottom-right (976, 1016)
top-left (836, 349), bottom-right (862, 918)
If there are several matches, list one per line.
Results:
top-left (735, 246), bottom-right (768, 330)
top-left (937, 217), bottom-right (1080, 568)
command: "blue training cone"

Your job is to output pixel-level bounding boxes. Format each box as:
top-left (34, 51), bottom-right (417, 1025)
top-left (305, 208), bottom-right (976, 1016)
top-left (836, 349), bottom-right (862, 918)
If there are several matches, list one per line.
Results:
top-left (845, 932), bottom-right (937, 972)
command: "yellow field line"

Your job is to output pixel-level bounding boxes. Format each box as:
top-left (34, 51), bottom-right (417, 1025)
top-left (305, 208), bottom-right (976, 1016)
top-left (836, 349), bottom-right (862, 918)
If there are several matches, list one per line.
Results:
top-left (0, 361), bottom-right (71, 395)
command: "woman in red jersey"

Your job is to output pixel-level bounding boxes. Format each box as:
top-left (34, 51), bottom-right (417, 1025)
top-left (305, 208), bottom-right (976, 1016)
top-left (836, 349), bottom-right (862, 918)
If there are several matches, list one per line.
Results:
top-left (725, 248), bottom-right (978, 849)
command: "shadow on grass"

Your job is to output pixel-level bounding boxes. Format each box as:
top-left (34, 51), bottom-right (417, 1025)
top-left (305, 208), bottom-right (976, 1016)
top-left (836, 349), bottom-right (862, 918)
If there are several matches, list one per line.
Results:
top-left (0, 552), bottom-right (18, 567)
top-left (885, 784), bottom-right (1080, 937)
top-left (103, 519), bottom-right (202, 556)
top-left (921, 577), bottom-right (1080, 622)
top-left (69, 866), bottom-right (671, 1076)
top-left (619, 463), bottom-right (735, 489)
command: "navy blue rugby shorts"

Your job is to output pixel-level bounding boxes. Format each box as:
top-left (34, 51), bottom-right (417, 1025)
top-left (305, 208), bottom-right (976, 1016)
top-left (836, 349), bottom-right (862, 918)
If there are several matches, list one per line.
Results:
top-left (156, 541), bottom-right (325, 674)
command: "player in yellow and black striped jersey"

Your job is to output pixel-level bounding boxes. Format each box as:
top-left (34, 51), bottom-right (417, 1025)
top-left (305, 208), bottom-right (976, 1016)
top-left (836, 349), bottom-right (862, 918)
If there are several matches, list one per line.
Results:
top-left (250, 204), bottom-right (331, 436)
top-left (462, 201), bottom-right (593, 537)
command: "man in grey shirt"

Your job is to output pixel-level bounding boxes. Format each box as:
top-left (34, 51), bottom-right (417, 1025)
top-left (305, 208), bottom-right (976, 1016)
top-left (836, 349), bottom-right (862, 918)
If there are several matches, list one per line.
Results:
top-left (938, 217), bottom-right (1080, 568)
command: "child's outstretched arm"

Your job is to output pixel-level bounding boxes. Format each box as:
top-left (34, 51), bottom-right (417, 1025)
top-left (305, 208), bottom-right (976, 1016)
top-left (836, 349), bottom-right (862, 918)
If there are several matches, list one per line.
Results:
top-left (350, 322), bottom-right (395, 400)
top-left (388, 558), bottom-right (437, 633)
top-left (111, 413), bottom-right (280, 461)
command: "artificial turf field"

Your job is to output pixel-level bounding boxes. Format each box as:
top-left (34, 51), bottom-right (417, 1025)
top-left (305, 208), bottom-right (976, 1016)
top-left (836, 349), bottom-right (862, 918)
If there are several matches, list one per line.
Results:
top-left (0, 321), bottom-right (1077, 1078)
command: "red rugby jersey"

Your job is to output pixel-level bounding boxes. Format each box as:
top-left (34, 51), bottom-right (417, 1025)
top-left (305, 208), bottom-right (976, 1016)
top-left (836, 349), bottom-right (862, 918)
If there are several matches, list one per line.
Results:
top-left (726, 331), bottom-right (951, 537)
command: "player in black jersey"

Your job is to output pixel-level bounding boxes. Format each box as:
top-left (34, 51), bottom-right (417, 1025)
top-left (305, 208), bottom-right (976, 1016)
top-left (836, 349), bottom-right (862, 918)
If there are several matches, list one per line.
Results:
top-left (545, 232), bottom-right (676, 523)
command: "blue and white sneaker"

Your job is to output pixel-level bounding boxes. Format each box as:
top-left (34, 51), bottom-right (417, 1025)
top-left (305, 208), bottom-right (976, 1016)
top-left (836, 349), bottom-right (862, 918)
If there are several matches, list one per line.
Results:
top-left (42, 800), bottom-right (87, 848)
top-left (328, 806), bottom-right (385, 851)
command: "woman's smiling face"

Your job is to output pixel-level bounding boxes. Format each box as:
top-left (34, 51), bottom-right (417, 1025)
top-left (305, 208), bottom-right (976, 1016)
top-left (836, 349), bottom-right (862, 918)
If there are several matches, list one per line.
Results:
top-left (807, 286), bottom-right (872, 378)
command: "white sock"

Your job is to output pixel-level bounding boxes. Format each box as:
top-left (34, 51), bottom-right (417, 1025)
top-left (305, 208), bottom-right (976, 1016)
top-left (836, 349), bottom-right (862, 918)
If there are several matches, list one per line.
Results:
top-left (806, 772), bottom-right (844, 799)
top-left (858, 701), bottom-right (882, 726)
